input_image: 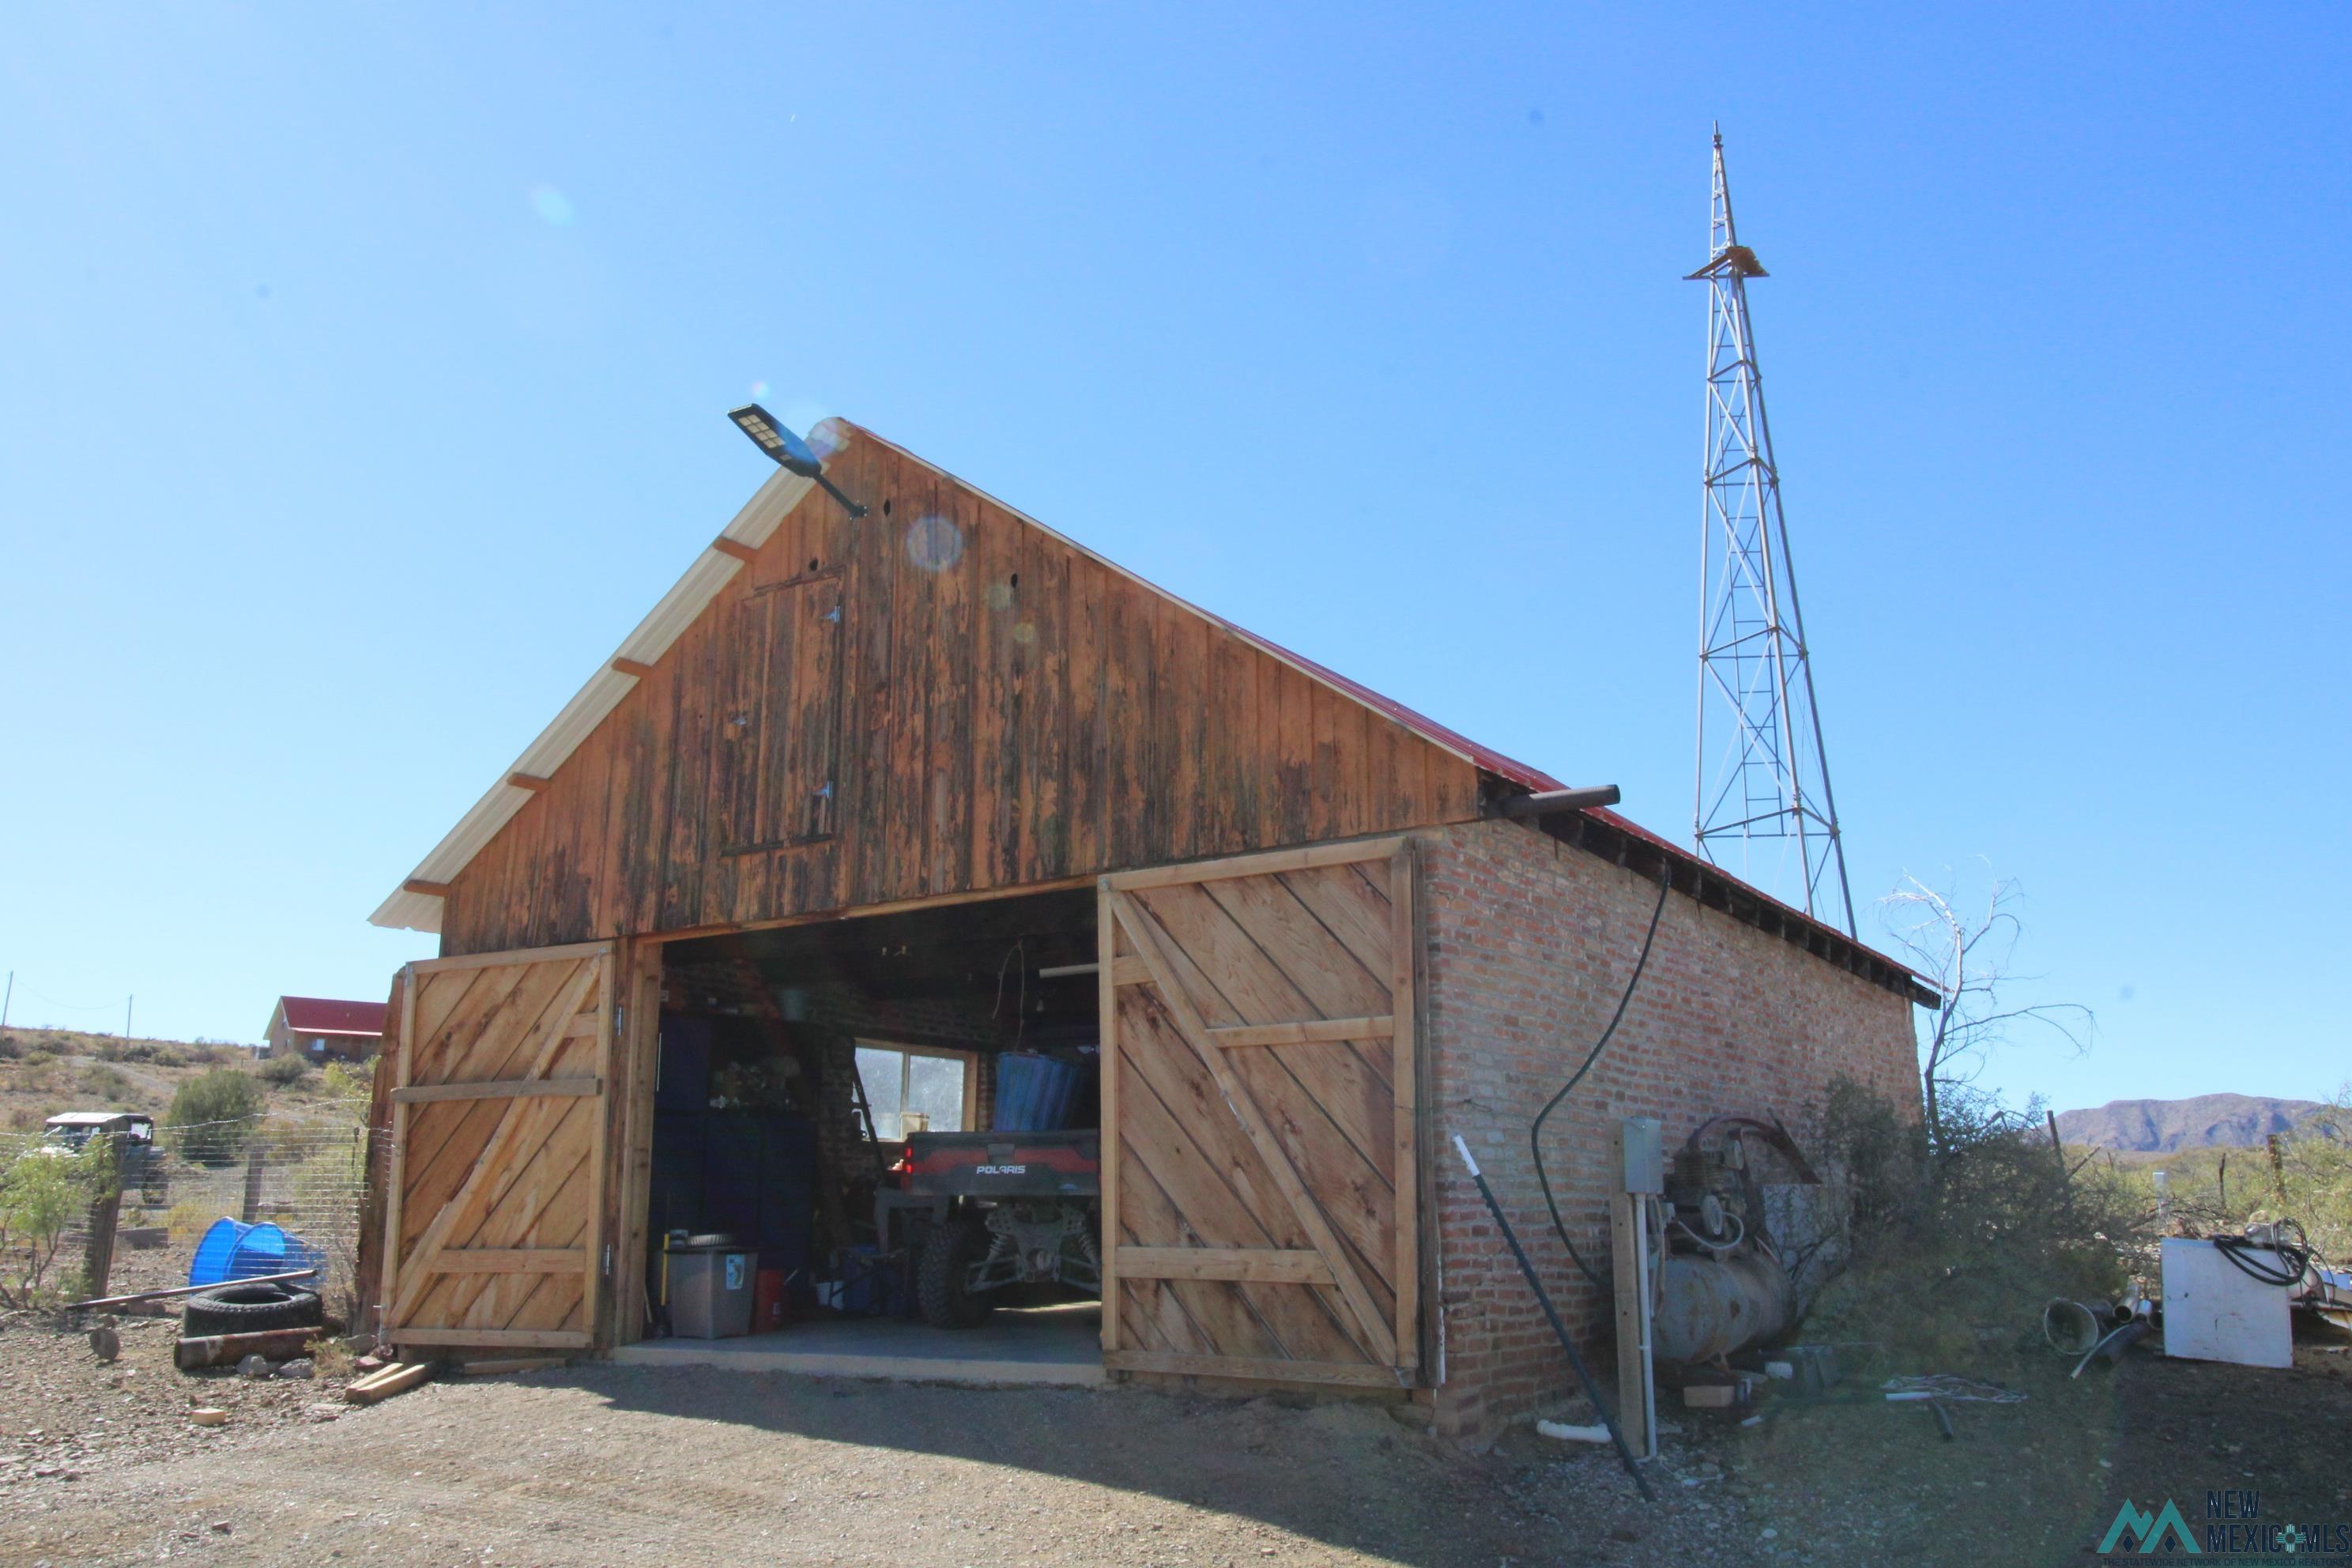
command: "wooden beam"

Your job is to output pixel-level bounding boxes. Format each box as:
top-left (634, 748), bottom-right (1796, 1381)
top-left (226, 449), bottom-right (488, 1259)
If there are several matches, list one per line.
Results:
top-left (390, 1076), bottom-right (601, 1106)
top-left (1096, 879), bottom-right (1121, 1358)
top-left (1104, 835), bottom-right (1408, 894)
top-left (1388, 844), bottom-right (1421, 1375)
top-left (1116, 1246), bottom-right (1336, 1286)
top-left (344, 1362), bottom-right (433, 1404)
top-left (507, 773), bottom-right (552, 792)
top-left (391, 1327), bottom-right (592, 1350)
top-left (412, 939), bottom-right (615, 975)
top-left (610, 657), bottom-right (656, 679)
top-left (1208, 1016), bottom-right (1393, 1050)
top-left (639, 873), bottom-right (1096, 946)
top-left (1109, 955), bottom-right (1150, 987)
top-left (402, 879), bottom-right (451, 898)
top-left (425, 1248), bottom-right (587, 1275)
top-left (710, 537), bottom-right (759, 564)
top-left (1103, 1349), bottom-right (1401, 1389)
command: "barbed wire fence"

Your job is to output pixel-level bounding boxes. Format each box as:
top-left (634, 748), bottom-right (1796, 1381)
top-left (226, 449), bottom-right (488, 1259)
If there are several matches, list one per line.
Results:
top-left (4, 1106), bottom-right (392, 1322)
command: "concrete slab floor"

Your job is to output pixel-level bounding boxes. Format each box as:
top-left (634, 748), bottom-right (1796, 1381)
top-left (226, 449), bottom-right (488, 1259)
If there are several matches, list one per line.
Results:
top-left (612, 1299), bottom-right (1106, 1385)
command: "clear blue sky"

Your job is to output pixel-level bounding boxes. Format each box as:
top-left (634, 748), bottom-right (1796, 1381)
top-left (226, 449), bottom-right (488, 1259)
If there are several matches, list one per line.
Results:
top-left (2, 6), bottom-right (2344, 1113)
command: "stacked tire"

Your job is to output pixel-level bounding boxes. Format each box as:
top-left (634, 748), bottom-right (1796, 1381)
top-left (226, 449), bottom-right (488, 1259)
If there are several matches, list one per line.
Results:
top-left (180, 1280), bottom-right (324, 1338)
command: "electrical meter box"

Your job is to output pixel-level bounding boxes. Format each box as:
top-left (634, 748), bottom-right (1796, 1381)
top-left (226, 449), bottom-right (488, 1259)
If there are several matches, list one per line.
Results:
top-left (1615, 1117), bottom-right (1664, 1195)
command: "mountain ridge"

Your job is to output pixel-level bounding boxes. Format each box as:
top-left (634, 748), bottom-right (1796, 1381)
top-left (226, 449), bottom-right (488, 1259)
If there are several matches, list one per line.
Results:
top-left (2053, 1093), bottom-right (2322, 1153)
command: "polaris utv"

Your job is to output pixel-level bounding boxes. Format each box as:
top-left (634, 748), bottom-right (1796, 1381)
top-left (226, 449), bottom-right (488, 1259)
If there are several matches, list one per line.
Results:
top-left (887, 1129), bottom-right (1100, 1329)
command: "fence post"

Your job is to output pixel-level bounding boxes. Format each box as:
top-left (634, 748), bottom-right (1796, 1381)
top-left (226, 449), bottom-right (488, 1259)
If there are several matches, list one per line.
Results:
top-left (81, 1140), bottom-right (124, 1301)
top-left (241, 1144), bottom-right (268, 1223)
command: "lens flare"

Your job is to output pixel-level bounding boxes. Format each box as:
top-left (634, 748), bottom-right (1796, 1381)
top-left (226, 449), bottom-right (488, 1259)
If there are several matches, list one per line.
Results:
top-left (905, 514), bottom-right (965, 573)
top-left (528, 185), bottom-right (575, 226)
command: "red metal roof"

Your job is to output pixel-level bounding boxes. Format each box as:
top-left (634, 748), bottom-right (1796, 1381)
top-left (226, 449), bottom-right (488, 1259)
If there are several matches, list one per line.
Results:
top-left (278, 997), bottom-right (388, 1037)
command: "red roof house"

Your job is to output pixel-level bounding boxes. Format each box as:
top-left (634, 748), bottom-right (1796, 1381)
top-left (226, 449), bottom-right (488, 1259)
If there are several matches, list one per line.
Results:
top-left (263, 996), bottom-right (389, 1061)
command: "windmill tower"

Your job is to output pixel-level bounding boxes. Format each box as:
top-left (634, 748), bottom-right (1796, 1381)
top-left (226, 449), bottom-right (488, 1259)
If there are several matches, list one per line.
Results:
top-left (1689, 127), bottom-right (1856, 935)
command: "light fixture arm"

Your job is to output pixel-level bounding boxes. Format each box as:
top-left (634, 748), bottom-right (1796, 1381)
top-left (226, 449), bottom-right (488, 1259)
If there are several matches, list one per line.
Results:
top-left (726, 403), bottom-right (869, 520)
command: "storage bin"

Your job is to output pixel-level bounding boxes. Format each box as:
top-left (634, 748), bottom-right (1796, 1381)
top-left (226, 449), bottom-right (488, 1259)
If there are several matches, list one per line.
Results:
top-left (668, 1242), bottom-right (755, 1339)
top-left (993, 1052), bottom-right (1084, 1132)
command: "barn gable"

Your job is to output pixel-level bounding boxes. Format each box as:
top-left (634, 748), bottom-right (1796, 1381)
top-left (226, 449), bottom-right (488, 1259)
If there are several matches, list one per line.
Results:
top-left (389, 421), bottom-right (1551, 955)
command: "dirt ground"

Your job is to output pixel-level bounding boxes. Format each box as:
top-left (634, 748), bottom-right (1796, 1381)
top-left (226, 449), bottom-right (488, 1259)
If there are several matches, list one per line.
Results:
top-left (0, 1328), bottom-right (2346, 1567)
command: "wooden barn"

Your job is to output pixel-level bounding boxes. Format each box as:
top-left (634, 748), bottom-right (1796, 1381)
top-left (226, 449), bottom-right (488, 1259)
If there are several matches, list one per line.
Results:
top-left (360, 418), bottom-right (1928, 1444)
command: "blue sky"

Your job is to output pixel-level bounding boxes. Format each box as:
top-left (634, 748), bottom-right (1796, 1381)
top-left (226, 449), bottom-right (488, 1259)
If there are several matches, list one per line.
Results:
top-left (2, 5), bottom-right (2343, 1112)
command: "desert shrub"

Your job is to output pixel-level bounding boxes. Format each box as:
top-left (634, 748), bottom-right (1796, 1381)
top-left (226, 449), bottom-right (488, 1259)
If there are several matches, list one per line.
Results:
top-left (1798, 1078), bottom-right (2136, 1365)
top-left (0, 1035), bottom-right (19, 1062)
top-left (319, 1058), bottom-right (377, 1104)
top-left (13, 1057), bottom-right (61, 1095)
top-left (0, 1143), bottom-right (115, 1307)
top-left (257, 1054), bottom-right (313, 1087)
top-left (78, 1063), bottom-right (130, 1100)
top-left (165, 1198), bottom-right (220, 1246)
top-left (166, 1069), bottom-right (265, 1164)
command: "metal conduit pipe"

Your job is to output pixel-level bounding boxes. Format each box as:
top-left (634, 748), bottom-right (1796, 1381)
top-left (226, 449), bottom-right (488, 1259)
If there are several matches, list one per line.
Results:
top-left (1494, 785), bottom-right (1623, 819)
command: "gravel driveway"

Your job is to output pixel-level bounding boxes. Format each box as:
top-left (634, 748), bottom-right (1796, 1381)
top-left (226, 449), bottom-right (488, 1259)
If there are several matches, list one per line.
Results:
top-left (2, 1336), bottom-right (2347, 1566)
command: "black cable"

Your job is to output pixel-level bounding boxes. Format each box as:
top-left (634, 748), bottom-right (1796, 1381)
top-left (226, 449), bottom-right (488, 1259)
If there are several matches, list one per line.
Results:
top-left (2214, 1220), bottom-right (2312, 1288)
top-left (1531, 863), bottom-right (1674, 1289)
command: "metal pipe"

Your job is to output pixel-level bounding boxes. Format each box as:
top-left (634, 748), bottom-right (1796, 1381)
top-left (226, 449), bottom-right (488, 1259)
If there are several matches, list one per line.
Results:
top-left (1452, 1136), bottom-right (1656, 1502)
top-left (1496, 786), bottom-right (1623, 819)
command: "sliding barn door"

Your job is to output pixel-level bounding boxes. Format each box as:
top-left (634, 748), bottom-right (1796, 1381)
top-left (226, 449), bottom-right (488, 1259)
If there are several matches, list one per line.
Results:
top-left (1099, 838), bottom-right (1419, 1388)
top-left (382, 940), bottom-right (616, 1353)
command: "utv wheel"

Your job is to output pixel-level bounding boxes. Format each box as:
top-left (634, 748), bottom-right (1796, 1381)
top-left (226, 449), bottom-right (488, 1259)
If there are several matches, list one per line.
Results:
top-left (917, 1219), bottom-right (997, 1330)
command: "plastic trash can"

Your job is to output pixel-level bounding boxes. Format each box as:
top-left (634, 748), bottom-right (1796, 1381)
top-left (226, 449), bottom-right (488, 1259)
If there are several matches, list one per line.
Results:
top-left (669, 1242), bottom-right (756, 1339)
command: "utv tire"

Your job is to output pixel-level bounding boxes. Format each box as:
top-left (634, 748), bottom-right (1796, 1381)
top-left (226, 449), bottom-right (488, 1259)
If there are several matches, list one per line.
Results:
top-left (917, 1219), bottom-right (997, 1330)
top-left (181, 1282), bottom-right (324, 1338)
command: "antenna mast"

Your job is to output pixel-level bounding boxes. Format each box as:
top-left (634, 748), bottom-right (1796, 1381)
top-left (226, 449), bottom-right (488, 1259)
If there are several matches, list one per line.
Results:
top-left (1689, 127), bottom-right (1856, 935)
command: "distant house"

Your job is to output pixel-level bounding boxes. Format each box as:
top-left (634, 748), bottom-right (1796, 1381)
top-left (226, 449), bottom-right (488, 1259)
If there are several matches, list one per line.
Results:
top-left (262, 996), bottom-right (387, 1062)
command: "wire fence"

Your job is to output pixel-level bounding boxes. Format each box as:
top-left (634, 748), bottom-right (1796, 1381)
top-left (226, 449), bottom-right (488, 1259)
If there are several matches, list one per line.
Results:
top-left (2, 1107), bottom-right (388, 1321)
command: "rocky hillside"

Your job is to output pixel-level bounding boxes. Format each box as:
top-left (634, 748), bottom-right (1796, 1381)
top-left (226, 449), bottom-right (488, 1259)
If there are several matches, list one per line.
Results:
top-left (2054, 1093), bottom-right (2323, 1152)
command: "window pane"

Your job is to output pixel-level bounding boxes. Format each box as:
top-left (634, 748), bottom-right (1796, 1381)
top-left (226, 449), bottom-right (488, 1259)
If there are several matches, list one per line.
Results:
top-left (855, 1046), bottom-right (904, 1140)
top-left (905, 1054), bottom-right (967, 1133)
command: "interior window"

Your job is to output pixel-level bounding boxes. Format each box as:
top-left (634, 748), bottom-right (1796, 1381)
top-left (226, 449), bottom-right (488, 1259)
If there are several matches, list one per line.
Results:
top-left (854, 1043), bottom-right (971, 1139)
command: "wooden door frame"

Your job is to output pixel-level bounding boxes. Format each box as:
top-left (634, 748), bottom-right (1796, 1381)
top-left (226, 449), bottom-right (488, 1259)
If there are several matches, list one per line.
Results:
top-left (1097, 833), bottom-right (1426, 1387)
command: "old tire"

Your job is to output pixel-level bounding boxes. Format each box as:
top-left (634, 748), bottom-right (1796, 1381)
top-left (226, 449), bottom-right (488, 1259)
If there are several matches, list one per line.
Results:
top-left (181, 1282), bottom-right (323, 1338)
top-left (917, 1219), bottom-right (997, 1330)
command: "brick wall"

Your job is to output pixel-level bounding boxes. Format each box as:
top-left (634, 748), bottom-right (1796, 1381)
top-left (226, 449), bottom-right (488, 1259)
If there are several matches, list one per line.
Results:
top-left (1419, 818), bottom-right (1921, 1446)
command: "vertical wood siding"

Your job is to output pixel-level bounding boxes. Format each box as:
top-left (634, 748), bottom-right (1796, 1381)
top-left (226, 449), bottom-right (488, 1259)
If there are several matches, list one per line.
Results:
top-left (441, 433), bottom-right (1481, 955)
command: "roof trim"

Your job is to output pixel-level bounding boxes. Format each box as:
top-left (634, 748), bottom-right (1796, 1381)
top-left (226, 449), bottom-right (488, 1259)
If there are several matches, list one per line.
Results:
top-left (368, 465), bottom-right (812, 933)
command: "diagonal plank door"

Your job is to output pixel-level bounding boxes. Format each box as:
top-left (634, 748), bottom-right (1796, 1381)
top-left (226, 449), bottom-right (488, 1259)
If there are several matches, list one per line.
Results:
top-left (382, 940), bottom-right (616, 1352)
top-left (1099, 838), bottom-right (1419, 1388)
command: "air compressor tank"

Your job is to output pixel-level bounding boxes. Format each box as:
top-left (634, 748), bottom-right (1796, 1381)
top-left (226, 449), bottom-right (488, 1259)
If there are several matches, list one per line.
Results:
top-left (1652, 1248), bottom-right (1792, 1363)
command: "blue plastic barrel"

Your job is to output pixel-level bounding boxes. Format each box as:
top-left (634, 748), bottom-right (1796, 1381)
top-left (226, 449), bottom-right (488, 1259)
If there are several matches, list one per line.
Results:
top-left (187, 1219), bottom-right (322, 1287)
top-left (992, 1053), bottom-right (1081, 1132)
top-left (187, 1219), bottom-right (254, 1287)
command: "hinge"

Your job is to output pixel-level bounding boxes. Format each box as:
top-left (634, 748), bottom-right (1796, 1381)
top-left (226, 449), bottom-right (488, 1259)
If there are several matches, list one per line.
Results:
top-left (602, 1243), bottom-right (613, 1279)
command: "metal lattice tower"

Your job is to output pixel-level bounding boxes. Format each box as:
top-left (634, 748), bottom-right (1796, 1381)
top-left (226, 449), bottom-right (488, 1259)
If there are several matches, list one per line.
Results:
top-left (1689, 127), bottom-right (1856, 935)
